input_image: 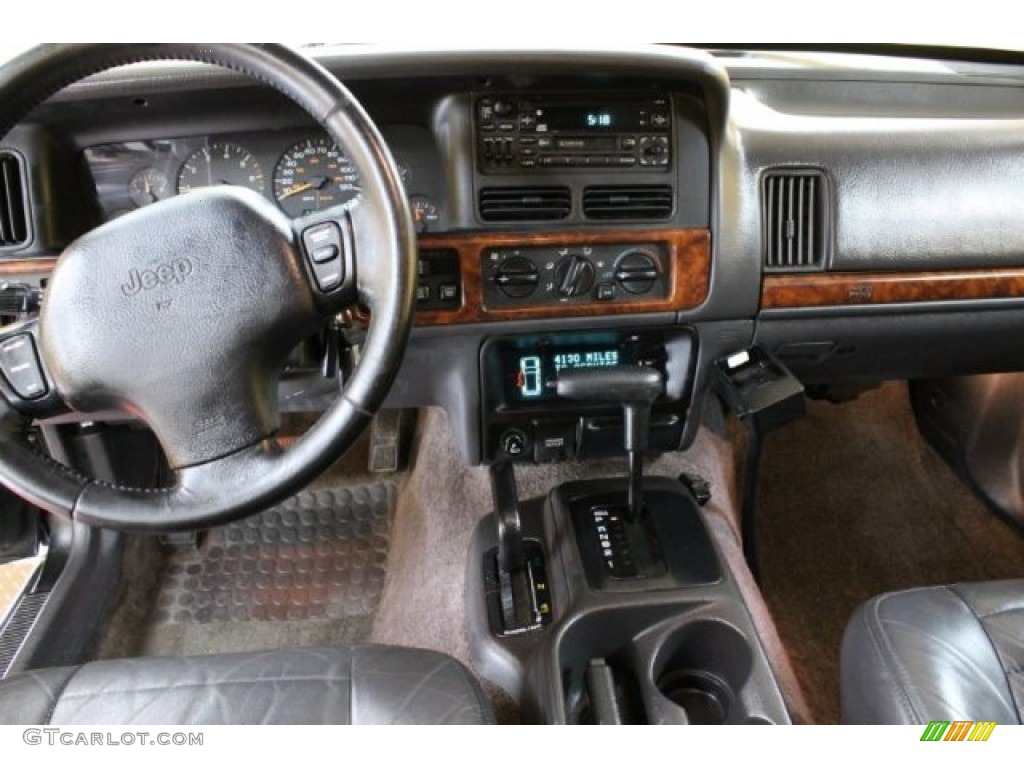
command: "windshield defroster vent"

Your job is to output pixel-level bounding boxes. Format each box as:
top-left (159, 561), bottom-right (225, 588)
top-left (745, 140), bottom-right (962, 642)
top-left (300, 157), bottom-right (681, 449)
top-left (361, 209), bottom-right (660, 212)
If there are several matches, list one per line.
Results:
top-left (762, 170), bottom-right (829, 271)
top-left (583, 185), bottom-right (673, 220)
top-left (0, 152), bottom-right (29, 250)
top-left (479, 187), bottom-right (571, 222)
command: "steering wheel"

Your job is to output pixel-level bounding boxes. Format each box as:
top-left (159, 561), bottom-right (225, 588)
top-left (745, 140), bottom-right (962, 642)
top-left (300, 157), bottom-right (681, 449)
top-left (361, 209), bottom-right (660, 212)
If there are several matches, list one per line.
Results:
top-left (0, 44), bottom-right (416, 531)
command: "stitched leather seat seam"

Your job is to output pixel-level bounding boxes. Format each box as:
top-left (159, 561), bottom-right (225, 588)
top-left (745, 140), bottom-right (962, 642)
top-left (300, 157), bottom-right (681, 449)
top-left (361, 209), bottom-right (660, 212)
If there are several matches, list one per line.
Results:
top-left (44, 667), bottom-right (82, 725)
top-left (951, 584), bottom-right (1024, 723)
top-left (56, 674), bottom-right (353, 700)
top-left (865, 592), bottom-right (923, 722)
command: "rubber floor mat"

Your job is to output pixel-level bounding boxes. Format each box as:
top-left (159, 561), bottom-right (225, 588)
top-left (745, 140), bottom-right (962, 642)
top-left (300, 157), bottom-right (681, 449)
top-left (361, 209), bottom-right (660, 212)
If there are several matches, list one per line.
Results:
top-left (141, 483), bottom-right (395, 656)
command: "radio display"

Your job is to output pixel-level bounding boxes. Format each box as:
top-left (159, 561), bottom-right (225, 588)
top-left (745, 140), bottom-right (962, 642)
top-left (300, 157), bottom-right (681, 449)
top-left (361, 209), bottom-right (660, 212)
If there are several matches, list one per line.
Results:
top-left (514, 347), bottom-right (623, 400)
top-left (539, 105), bottom-right (647, 132)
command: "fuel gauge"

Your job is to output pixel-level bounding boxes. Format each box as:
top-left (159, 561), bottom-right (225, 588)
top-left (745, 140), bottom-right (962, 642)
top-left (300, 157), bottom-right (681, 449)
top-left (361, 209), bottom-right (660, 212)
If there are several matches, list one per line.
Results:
top-left (410, 195), bottom-right (440, 234)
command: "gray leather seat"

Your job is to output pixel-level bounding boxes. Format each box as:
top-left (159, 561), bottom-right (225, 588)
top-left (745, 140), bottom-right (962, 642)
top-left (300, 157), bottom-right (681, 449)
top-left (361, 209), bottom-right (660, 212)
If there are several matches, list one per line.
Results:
top-left (0, 646), bottom-right (494, 725)
top-left (841, 581), bottom-right (1024, 724)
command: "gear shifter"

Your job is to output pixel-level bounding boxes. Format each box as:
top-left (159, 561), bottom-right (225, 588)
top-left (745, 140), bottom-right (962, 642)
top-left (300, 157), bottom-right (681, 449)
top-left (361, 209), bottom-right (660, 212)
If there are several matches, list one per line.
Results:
top-left (556, 366), bottom-right (664, 522)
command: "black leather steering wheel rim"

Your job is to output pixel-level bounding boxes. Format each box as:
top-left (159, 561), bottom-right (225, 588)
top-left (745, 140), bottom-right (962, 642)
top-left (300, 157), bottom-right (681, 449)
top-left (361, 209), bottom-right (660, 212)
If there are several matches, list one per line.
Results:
top-left (0, 44), bottom-right (416, 531)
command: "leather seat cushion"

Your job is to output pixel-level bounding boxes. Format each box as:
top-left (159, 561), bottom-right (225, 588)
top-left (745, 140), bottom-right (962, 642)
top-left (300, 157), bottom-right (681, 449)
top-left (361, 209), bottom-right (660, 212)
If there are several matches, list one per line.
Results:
top-left (0, 646), bottom-right (494, 725)
top-left (841, 581), bottom-right (1024, 724)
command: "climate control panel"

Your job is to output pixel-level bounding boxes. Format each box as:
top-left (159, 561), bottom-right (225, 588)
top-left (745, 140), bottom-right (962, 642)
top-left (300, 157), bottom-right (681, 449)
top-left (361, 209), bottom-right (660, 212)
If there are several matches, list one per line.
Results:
top-left (481, 243), bottom-right (669, 308)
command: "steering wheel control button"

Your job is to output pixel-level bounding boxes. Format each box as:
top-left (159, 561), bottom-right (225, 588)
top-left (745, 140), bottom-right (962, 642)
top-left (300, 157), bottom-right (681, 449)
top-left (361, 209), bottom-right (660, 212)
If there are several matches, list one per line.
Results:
top-left (302, 222), bottom-right (345, 292)
top-left (311, 244), bottom-right (339, 264)
top-left (0, 334), bottom-right (48, 400)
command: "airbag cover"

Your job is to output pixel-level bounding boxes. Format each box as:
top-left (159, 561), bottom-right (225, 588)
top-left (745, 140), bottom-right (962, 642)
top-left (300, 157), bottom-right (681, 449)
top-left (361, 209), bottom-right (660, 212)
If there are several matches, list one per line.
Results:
top-left (39, 187), bottom-right (318, 468)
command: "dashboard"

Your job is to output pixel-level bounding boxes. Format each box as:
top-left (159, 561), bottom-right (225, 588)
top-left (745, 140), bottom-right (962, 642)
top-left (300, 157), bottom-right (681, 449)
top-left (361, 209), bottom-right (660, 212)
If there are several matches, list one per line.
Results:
top-left (3, 45), bottom-right (1024, 466)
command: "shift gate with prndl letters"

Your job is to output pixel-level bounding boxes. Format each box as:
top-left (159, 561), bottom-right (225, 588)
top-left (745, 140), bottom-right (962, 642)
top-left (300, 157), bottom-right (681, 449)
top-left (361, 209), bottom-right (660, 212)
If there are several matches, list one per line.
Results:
top-left (476, 94), bottom-right (672, 173)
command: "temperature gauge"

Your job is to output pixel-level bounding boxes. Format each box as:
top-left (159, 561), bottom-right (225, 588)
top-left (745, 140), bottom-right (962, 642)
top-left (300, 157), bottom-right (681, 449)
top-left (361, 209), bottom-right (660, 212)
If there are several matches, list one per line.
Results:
top-left (410, 195), bottom-right (440, 234)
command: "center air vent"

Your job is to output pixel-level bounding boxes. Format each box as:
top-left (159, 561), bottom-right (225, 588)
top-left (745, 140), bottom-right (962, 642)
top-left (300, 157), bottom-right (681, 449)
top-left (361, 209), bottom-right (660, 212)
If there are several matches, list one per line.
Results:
top-left (0, 152), bottom-right (29, 249)
top-left (583, 185), bottom-right (673, 220)
top-left (762, 170), bottom-right (828, 271)
top-left (479, 187), bottom-right (571, 222)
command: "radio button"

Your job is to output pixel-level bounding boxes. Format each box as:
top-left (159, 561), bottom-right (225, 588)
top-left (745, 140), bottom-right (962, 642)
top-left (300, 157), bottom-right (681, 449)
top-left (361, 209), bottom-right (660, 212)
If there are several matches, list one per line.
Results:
top-left (557, 138), bottom-right (586, 150)
top-left (493, 100), bottom-right (514, 116)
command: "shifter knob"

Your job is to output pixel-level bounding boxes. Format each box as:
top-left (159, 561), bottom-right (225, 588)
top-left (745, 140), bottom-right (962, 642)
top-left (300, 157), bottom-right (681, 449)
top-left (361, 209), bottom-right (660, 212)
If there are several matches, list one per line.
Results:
top-left (557, 366), bottom-right (664, 522)
top-left (556, 366), bottom-right (663, 451)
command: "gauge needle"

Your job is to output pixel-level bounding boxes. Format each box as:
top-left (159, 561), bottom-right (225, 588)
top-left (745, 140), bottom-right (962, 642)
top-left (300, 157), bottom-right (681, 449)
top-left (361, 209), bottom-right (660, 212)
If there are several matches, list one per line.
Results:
top-left (280, 176), bottom-right (332, 200)
top-left (279, 181), bottom-right (316, 200)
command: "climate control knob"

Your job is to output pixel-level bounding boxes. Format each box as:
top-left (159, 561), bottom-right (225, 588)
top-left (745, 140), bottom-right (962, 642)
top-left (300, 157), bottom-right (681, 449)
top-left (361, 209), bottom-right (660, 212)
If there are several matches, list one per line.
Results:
top-left (493, 257), bottom-right (539, 298)
top-left (615, 250), bottom-right (660, 295)
top-left (554, 254), bottom-right (596, 298)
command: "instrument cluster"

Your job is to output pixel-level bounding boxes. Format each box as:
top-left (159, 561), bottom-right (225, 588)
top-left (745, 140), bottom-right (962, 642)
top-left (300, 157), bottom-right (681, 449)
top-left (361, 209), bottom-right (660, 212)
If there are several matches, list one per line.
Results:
top-left (84, 127), bottom-right (444, 233)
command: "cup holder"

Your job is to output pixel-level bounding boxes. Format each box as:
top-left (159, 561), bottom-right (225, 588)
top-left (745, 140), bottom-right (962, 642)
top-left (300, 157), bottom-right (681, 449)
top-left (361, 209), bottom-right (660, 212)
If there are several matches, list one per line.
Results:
top-left (653, 619), bottom-right (753, 725)
top-left (657, 669), bottom-right (732, 724)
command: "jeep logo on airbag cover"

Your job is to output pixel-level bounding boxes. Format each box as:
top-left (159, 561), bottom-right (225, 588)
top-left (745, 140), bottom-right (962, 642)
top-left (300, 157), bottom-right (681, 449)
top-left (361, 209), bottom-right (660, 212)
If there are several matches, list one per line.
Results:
top-left (121, 258), bottom-right (194, 297)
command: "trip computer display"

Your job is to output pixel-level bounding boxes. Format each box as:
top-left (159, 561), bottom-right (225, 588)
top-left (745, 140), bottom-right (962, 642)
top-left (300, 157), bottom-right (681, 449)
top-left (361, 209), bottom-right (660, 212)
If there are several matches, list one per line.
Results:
top-left (513, 347), bottom-right (624, 401)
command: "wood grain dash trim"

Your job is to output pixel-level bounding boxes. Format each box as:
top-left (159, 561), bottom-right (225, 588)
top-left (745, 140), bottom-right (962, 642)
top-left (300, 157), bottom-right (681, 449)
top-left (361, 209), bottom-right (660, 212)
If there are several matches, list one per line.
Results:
top-left (0, 258), bottom-right (57, 277)
top-left (762, 268), bottom-right (1024, 309)
top-left (416, 228), bottom-right (710, 326)
top-left (0, 229), bottom-right (713, 328)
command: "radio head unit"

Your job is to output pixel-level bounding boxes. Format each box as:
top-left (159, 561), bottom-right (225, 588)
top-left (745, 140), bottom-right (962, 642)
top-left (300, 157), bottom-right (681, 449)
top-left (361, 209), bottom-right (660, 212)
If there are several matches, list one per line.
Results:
top-left (476, 94), bottom-right (672, 173)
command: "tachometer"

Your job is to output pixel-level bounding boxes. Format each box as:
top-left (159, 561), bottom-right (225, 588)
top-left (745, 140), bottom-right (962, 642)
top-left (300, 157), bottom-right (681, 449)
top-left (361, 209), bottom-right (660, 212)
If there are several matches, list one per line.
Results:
top-left (273, 137), bottom-right (360, 218)
top-left (177, 142), bottom-right (265, 195)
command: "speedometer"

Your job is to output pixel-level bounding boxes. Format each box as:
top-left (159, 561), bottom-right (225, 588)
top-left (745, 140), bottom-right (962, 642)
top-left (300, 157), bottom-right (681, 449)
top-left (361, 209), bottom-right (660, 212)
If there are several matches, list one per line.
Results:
top-left (273, 137), bottom-right (360, 217)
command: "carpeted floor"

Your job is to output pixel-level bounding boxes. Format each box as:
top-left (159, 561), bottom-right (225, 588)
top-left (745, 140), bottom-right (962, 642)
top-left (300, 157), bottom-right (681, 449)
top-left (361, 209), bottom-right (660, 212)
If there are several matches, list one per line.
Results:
top-left (0, 557), bottom-right (41, 626)
top-left (96, 404), bottom-right (809, 724)
top-left (756, 382), bottom-right (1024, 724)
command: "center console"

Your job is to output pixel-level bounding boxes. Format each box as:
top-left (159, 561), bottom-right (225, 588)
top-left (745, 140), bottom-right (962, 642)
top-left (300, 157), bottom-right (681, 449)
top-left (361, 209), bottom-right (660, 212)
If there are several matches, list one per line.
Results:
top-left (468, 331), bottom-right (792, 725)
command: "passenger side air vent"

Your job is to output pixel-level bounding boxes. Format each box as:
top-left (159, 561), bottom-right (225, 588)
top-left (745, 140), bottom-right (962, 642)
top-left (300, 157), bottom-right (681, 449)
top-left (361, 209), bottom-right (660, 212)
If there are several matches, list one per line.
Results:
top-left (762, 170), bottom-right (828, 271)
top-left (0, 152), bottom-right (29, 249)
top-left (479, 187), bottom-right (571, 222)
top-left (583, 185), bottom-right (673, 221)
